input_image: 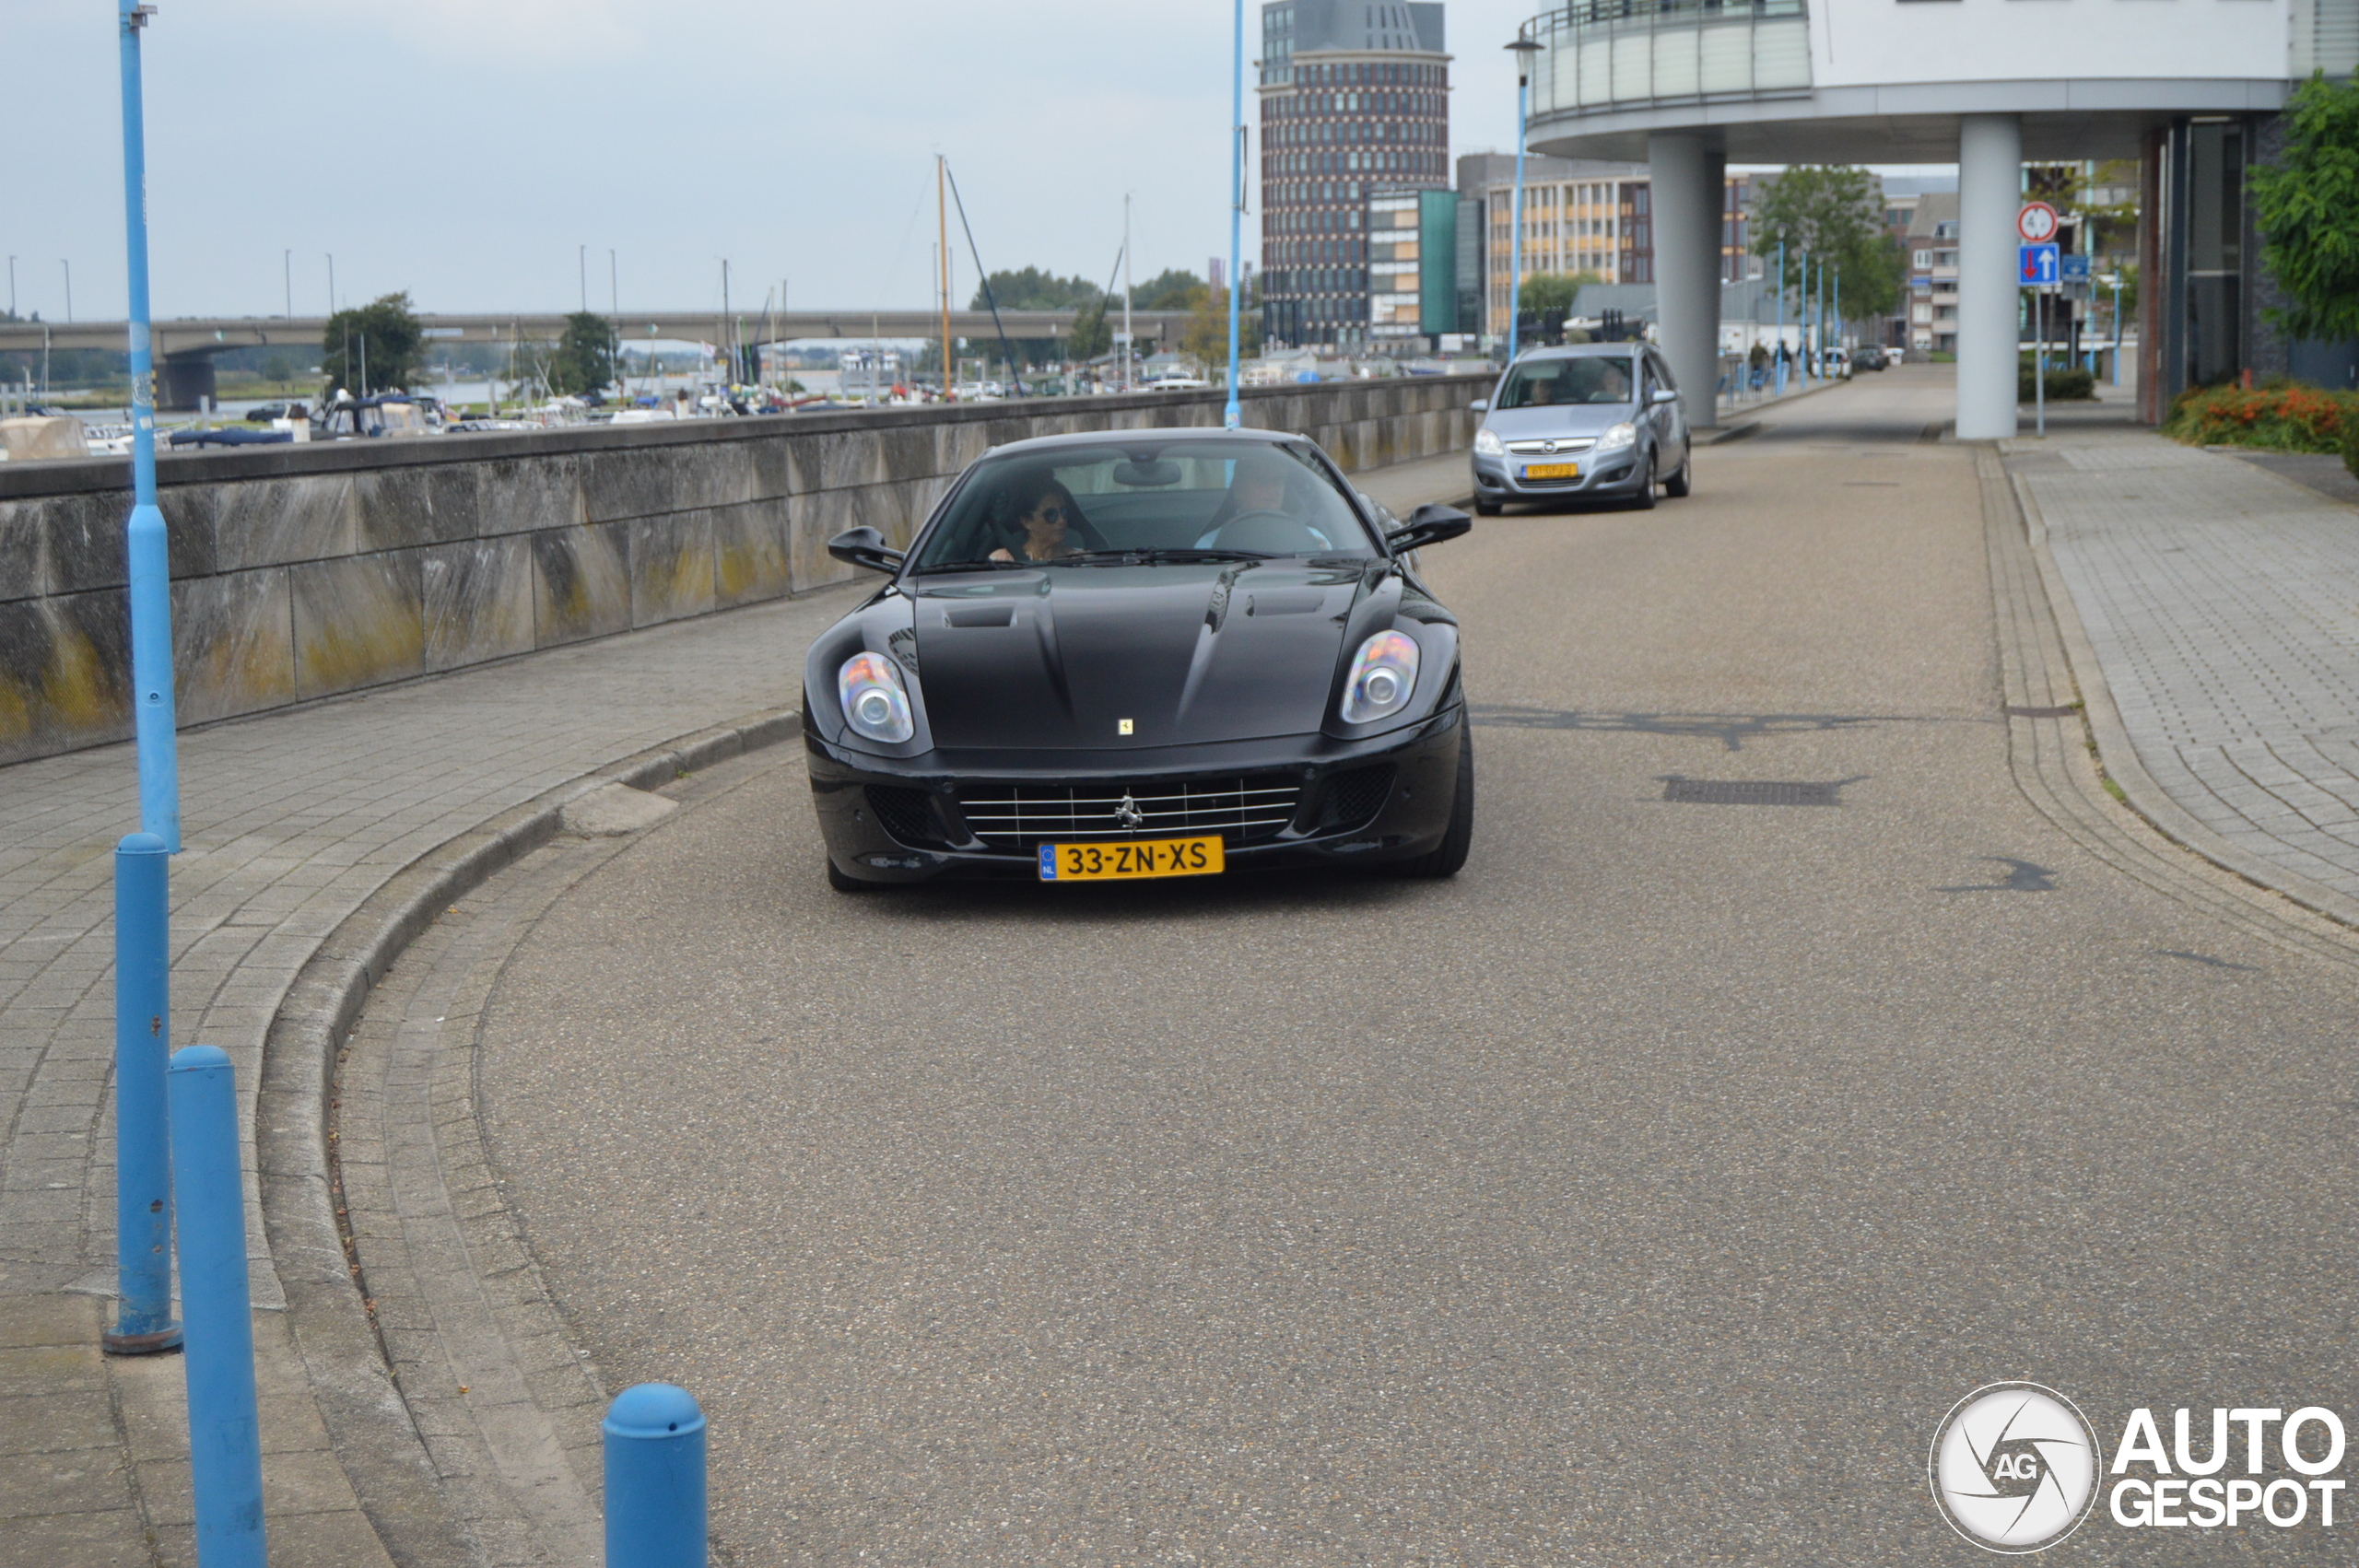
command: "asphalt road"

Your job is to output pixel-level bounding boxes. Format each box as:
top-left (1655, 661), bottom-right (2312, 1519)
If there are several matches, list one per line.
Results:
top-left (474, 369), bottom-right (2359, 1565)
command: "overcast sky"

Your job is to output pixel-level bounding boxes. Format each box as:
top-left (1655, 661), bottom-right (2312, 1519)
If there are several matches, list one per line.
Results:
top-left (6, 2), bottom-right (1945, 323)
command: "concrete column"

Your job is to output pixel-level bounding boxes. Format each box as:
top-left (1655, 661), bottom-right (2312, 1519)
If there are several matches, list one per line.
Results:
top-left (1956, 113), bottom-right (2022, 440)
top-left (1647, 131), bottom-right (1726, 429)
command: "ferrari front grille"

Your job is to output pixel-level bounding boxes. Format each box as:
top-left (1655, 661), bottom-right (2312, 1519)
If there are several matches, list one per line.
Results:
top-left (865, 785), bottom-right (948, 847)
top-left (1314, 765), bottom-right (1395, 833)
top-left (957, 774), bottom-right (1301, 850)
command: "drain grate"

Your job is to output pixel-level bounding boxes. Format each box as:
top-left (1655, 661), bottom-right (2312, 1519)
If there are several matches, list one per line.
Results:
top-left (1661, 778), bottom-right (1846, 806)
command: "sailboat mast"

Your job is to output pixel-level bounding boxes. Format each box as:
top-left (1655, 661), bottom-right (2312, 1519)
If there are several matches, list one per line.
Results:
top-left (939, 155), bottom-right (953, 401)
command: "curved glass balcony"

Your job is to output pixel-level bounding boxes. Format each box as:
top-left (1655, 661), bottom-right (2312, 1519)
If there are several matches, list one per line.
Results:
top-left (1527, 0), bottom-right (1813, 115)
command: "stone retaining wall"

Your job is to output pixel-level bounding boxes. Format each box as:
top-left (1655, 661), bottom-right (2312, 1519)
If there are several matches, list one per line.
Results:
top-left (0, 375), bottom-right (1486, 766)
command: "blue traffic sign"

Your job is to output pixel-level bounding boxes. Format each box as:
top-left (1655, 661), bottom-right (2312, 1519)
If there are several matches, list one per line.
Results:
top-left (2060, 253), bottom-right (2092, 282)
top-left (2019, 243), bottom-right (2060, 287)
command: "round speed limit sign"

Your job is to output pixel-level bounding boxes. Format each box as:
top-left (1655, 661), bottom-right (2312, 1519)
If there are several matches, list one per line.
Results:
top-left (2017, 202), bottom-right (2060, 243)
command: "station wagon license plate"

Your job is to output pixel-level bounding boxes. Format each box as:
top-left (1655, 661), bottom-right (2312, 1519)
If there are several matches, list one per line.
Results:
top-left (1038, 836), bottom-right (1226, 882)
top-left (1522, 461), bottom-right (1580, 480)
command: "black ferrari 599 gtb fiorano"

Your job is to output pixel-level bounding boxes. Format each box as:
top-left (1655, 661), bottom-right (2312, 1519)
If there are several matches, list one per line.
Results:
top-left (802, 427), bottom-right (1473, 890)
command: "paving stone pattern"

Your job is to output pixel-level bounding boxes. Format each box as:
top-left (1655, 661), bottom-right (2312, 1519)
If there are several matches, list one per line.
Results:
top-left (2018, 430), bottom-right (2359, 905)
top-left (0, 584), bottom-right (860, 1564)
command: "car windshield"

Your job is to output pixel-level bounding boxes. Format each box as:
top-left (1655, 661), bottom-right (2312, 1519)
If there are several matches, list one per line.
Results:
top-left (1495, 357), bottom-right (1635, 409)
top-left (906, 439), bottom-right (1380, 571)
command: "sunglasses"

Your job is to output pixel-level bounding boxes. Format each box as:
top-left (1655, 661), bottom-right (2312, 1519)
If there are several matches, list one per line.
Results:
top-left (1029, 504), bottom-right (1067, 524)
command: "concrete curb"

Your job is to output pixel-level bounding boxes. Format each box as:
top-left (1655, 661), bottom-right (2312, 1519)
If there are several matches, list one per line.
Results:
top-left (2006, 466), bottom-right (2359, 933)
top-left (254, 706), bottom-right (803, 1566)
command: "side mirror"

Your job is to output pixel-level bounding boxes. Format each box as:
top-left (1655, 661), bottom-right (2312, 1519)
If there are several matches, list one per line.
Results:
top-left (1468, 397), bottom-right (1488, 413)
top-left (1387, 501), bottom-right (1473, 554)
top-left (827, 526), bottom-right (904, 574)
top-left (1650, 387), bottom-right (1680, 405)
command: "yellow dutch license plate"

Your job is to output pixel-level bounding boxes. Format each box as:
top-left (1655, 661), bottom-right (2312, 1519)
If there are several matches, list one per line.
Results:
top-left (1039, 835), bottom-right (1225, 882)
top-left (1522, 461), bottom-right (1580, 480)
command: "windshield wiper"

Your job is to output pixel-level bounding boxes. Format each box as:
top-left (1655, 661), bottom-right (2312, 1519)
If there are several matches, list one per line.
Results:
top-left (1049, 547), bottom-right (1273, 566)
top-left (910, 557), bottom-right (1035, 575)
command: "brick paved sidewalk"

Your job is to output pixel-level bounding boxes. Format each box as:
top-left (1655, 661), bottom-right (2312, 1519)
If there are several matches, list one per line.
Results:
top-left (2008, 426), bottom-right (2359, 925)
top-left (0, 582), bottom-right (863, 1567)
top-left (0, 447), bottom-right (1478, 1567)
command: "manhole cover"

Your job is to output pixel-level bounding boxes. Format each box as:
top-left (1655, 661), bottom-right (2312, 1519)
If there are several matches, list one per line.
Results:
top-left (1661, 778), bottom-right (1846, 806)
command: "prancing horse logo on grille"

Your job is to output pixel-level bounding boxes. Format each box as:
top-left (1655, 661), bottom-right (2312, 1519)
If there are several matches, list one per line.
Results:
top-left (1115, 793), bottom-right (1144, 830)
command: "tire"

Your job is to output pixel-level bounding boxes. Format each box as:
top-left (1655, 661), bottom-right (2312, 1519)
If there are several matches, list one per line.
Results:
top-left (1393, 720), bottom-right (1473, 879)
top-left (1628, 452), bottom-right (1658, 510)
top-left (1474, 497), bottom-right (1503, 516)
top-left (826, 856), bottom-right (879, 893)
top-left (1663, 449), bottom-right (1692, 497)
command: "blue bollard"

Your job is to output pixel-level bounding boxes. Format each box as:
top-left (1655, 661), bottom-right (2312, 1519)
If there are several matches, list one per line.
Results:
top-left (106, 834), bottom-right (179, 1355)
top-left (168, 1046), bottom-right (264, 1568)
top-left (604, 1384), bottom-right (707, 1568)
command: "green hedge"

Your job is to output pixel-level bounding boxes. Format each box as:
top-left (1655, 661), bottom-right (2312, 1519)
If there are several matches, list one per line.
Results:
top-left (2018, 367), bottom-right (2096, 402)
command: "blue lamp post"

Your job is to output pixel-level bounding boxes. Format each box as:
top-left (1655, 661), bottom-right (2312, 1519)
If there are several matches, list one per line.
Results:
top-left (1505, 34), bottom-right (1543, 364)
top-left (1225, 0), bottom-right (1245, 428)
top-left (118, 0), bottom-right (178, 851)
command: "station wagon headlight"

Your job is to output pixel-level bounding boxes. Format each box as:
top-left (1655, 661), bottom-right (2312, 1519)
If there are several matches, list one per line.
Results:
top-left (838, 651), bottom-right (913, 743)
top-left (1595, 421), bottom-right (1637, 452)
top-left (1473, 427), bottom-right (1505, 458)
top-left (1340, 630), bottom-right (1420, 724)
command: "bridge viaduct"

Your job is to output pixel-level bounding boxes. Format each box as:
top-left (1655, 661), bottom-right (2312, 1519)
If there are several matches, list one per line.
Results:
top-left (0, 308), bottom-right (1192, 409)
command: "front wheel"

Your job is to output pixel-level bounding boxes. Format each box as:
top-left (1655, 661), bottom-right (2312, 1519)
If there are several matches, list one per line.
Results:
top-left (1628, 452), bottom-right (1658, 511)
top-left (1663, 450), bottom-right (1692, 497)
top-left (1392, 722), bottom-right (1473, 879)
top-left (826, 856), bottom-right (880, 894)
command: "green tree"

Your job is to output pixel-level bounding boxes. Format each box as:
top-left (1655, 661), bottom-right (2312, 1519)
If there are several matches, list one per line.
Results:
top-left (970, 267), bottom-right (1103, 311)
top-left (2251, 72), bottom-right (2359, 343)
top-left (547, 311), bottom-right (616, 396)
top-left (1749, 166), bottom-right (1905, 327)
top-left (1180, 286), bottom-right (1262, 369)
top-left (1132, 268), bottom-right (1207, 310)
top-left (1067, 295), bottom-right (1113, 360)
top-left (1515, 270), bottom-right (1605, 317)
top-left (321, 291), bottom-right (424, 395)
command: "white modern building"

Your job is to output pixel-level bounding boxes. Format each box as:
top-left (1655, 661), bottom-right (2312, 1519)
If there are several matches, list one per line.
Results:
top-left (1515, 0), bottom-right (2359, 432)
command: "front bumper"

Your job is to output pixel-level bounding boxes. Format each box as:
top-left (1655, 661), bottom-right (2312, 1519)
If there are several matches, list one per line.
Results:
top-left (807, 707), bottom-right (1466, 885)
top-left (1472, 445), bottom-right (1646, 501)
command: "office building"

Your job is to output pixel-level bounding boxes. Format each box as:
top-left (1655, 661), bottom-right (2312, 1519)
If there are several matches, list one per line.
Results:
top-left (1258, 1), bottom-right (1451, 348)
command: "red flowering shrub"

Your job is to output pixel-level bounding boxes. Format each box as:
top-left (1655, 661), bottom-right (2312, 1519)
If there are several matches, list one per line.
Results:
top-left (2164, 381), bottom-right (2359, 454)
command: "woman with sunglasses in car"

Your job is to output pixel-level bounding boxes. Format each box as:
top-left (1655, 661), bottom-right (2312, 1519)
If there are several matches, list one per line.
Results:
top-left (987, 474), bottom-right (1087, 563)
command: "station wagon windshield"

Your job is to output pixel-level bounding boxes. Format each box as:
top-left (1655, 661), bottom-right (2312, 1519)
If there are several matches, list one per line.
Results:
top-left (907, 439), bottom-right (1380, 571)
top-left (1495, 357), bottom-right (1636, 409)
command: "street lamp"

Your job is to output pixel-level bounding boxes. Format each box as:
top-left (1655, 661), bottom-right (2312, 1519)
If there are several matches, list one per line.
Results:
top-left (2100, 271), bottom-right (2123, 385)
top-left (1223, 0), bottom-right (1245, 429)
top-left (6, 256), bottom-right (14, 320)
top-left (62, 259), bottom-right (73, 323)
top-left (1505, 34), bottom-right (1543, 364)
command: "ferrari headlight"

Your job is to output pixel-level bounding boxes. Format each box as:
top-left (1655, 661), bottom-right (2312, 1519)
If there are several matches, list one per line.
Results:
top-left (1473, 427), bottom-right (1505, 458)
top-left (1340, 630), bottom-right (1420, 724)
top-left (837, 651), bottom-right (913, 743)
top-left (1596, 421), bottom-right (1637, 452)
